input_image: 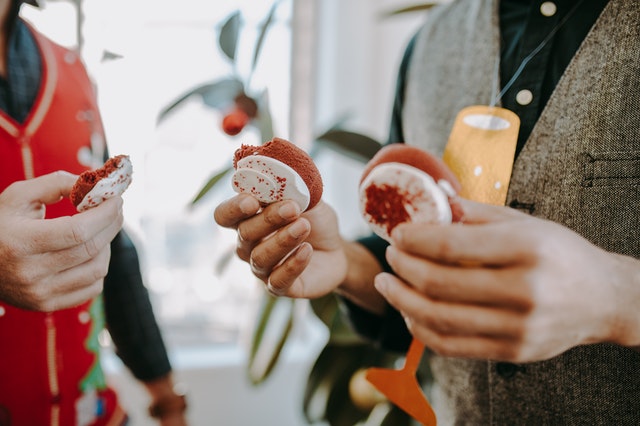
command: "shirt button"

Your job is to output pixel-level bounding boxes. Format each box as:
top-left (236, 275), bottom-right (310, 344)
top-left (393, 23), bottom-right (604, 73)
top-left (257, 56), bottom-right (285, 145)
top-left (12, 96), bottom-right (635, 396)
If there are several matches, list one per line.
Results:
top-left (78, 311), bottom-right (91, 324)
top-left (516, 89), bottom-right (534, 105)
top-left (496, 362), bottom-right (519, 378)
top-left (0, 306), bottom-right (5, 317)
top-left (540, 2), bottom-right (557, 17)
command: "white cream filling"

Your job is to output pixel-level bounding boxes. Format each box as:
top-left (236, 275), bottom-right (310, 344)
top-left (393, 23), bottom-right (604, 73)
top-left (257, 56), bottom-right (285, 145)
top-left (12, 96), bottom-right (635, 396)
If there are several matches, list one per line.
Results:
top-left (77, 157), bottom-right (133, 212)
top-left (232, 155), bottom-right (311, 211)
top-left (359, 162), bottom-right (452, 242)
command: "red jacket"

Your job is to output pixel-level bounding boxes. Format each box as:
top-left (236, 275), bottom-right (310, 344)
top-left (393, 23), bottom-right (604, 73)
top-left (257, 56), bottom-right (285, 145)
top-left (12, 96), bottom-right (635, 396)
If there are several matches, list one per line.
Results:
top-left (0, 24), bottom-right (124, 426)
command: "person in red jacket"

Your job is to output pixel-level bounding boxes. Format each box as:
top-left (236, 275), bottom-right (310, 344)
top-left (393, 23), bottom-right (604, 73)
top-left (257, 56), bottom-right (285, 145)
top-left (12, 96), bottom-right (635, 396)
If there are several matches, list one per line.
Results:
top-left (0, 1), bottom-right (188, 425)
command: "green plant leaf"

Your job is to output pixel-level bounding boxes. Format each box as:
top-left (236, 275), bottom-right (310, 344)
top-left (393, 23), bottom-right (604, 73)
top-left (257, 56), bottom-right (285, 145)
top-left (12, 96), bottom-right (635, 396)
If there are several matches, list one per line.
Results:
top-left (251, 0), bottom-right (280, 74)
top-left (201, 79), bottom-right (245, 110)
top-left (213, 245), bottom-right (236, 276)
top-left (313, 129), bottom-right (382, 163)
top-left (304, 341), bottom-right (408, 425)
top-left (190, 166), bottom-right (232, 206)
top-left (218, 10), bottom-right (242, 63)
top-left (254, 89), bottom-right (274, 142)
top-left (380, 2), bottom-right (439, 19)
top-left (157, 78), bottom-right (244, 124)
top-left (310, 295), bottom-right (366, 345)
top-left (247, 294), bottom-right (295, 385)
top-left (303, 343), bottom-right (372, 425)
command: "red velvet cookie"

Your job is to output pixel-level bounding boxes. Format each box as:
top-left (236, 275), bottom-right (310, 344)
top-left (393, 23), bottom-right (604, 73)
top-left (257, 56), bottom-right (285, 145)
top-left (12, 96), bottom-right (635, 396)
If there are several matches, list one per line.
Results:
top-left (70, 155), bottom-right (133, 212)
top-left (232, 137), bottom-right (323, 211)
top-left (359, 144), bottom-right (462, 241)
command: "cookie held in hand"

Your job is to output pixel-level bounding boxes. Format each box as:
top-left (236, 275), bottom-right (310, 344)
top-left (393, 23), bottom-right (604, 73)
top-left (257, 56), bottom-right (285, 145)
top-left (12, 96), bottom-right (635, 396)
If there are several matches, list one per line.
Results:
top-left (359, 144), bottom-right (462, 242)
top-left (232, 137), bottom-right (323, 211)
top-left (70, 154), bottom-right (133, 212)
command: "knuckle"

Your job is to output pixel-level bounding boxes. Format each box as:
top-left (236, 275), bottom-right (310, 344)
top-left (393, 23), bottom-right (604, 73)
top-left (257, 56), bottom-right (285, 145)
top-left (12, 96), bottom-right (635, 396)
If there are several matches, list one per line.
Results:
top-left (235, 245), bottom-right (250, 263)
top-left (236, 224), bottom-right (249, 242)
top-left (67, 219), bottom-right (89, 245)
top-left (83, 238), bottom-right (100, 259)
top-left (93, 261), bottom-right (110, 281)
top-left (267, 277), bottom-right (286, 295)
top-left (434, 238), bottom-right (456, 261)
top-left (29, 285), bottom-right (51, 310)
top-left (249, 252), bottom-right (268, 276)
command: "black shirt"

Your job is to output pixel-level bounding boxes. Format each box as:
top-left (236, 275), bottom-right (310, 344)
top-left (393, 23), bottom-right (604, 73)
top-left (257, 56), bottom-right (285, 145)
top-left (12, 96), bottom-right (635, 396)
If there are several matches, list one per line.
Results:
top-left (390, 0), bottom-right (609, 154)
top-left (352, 0), bottom-right (610, 352)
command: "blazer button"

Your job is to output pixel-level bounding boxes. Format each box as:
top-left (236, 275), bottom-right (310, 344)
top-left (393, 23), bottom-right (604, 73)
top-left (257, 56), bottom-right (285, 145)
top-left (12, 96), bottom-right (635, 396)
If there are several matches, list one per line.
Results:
top-left (496, 362), bottom-right (521, 378)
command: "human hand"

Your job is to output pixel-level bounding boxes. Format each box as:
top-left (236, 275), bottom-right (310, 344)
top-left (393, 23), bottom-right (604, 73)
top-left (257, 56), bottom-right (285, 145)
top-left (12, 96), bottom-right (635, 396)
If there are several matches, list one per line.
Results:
top-left (374, 198), bottom-right (640, 362)
top-left (158, 413), bottom-right (188, 426)
top-left (0, 171), bottom-right (124, 311)
top-left (214, 193), bottom-right (348, 298)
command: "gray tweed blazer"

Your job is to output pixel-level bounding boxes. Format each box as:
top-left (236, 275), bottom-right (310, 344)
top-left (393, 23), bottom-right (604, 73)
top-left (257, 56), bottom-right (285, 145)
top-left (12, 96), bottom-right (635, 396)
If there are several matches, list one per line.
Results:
top-left (403, 0), bottom-right (640, 424)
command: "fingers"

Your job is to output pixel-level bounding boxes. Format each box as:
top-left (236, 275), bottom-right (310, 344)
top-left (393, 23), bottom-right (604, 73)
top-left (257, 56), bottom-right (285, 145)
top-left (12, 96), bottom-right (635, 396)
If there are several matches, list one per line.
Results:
top-left (374, 273), bottom-right (527, 360)
top-left (12, 247), bottom-right (110, 312)
top-left (375, 273), bottom-right (523, 336)
top-left (32, 196), bottom-right (124, 252)
top-left (213, 194), bottom-right (261, 228)
top-left (49, 246), bottom-right (111, 297)
top-left (5, 171), bottom-right (78, 208)
top-left (248, 218), bottom-right (311, 280)
top-left (266, 243), bottom-right (313, 295)
top-left (33, 247), bottom-right (111, 311)
top-left (42, 280), bottom-right (105, 312)
top-left (454, 198), bottom-right (525, 224)
top-left (39, 212), bottom-right (123, 272)
top-left (391, 216), bottom-right (534, 267)
top-left (385, 246), bottom-right (533, 310)
top-left (235, 200), bottom-right (302, 261)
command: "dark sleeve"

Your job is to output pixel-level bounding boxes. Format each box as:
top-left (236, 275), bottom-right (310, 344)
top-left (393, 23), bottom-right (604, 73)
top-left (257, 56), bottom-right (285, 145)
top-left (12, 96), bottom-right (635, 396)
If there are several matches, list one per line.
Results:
top-left (339, 234), bottom-right (412, 353)
top-left (387, 33), bottom-right (418, 145)
top-left (103, 229), bottom-right (172, 382)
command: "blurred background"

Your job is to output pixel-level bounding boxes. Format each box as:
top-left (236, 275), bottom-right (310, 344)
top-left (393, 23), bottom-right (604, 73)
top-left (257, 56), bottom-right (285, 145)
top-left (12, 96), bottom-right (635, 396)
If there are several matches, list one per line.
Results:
top-left (22, 0), bottom-right (427, 424)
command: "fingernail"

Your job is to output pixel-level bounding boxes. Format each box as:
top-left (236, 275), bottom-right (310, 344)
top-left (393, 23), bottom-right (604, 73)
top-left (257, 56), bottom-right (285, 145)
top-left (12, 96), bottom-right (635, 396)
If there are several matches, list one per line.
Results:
top-left (279, 202), bottom-right (300, 219)
top-left (385, 245), bottom-right (398, 266)
top-left (374, 273), bottom-right (391, 296)
top-left (239, 196), bottom-right (257, 214)
top-left (403, 314), bottom-right (413, 331)
top-left (295, 242), bottom-right (313, 261)
top-left (267, 281), bottom-right (284, 296)
top-left (390, 226), bottom-right (403, 243)
top-left (288, 220), bottom-right (309, 239)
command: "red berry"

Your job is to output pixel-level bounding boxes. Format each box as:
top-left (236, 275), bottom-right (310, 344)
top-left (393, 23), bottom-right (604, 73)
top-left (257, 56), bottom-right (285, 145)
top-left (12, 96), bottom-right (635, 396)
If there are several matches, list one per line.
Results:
top-left (222, 109), bottom-right (249, 136)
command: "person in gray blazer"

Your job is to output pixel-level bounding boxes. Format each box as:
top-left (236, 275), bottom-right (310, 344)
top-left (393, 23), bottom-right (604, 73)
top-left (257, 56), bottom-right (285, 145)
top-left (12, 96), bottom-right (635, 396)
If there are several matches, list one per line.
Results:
top-left (215, 0), bottom-right (640, 423)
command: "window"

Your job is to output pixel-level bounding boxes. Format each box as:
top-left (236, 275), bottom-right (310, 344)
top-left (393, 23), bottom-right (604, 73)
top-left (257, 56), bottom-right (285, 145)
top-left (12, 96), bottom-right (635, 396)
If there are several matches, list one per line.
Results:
top-left (23, 0), bottom-right (296, 348)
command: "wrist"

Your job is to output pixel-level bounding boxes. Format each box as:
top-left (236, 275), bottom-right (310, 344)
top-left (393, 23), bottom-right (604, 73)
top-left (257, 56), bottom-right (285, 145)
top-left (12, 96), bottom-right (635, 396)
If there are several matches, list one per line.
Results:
top-left (144, 374), bottom-right (188, 420)
top-left (148, 386), bottom-right (187, 420)
top-left (607, 253), bottom-right (640, 348)
top-left (336, 240), bottom-right (387, 315)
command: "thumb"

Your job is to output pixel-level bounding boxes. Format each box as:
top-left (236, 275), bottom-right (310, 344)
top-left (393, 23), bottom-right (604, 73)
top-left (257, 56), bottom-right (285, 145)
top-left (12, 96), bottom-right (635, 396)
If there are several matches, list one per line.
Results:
top-left (454, 197), bottom-right (525, 225)
top-left (13, 171), bottom-right (78, 206)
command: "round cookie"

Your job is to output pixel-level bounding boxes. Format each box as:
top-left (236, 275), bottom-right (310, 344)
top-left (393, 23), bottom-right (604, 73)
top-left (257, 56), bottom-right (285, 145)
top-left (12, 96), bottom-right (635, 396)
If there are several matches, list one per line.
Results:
top-left (359, 144), bottom-right (461, 242)
top-left (70, 154), bottom-right (133, 212)
top-left (232, 137), bottom-right (323, 211)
